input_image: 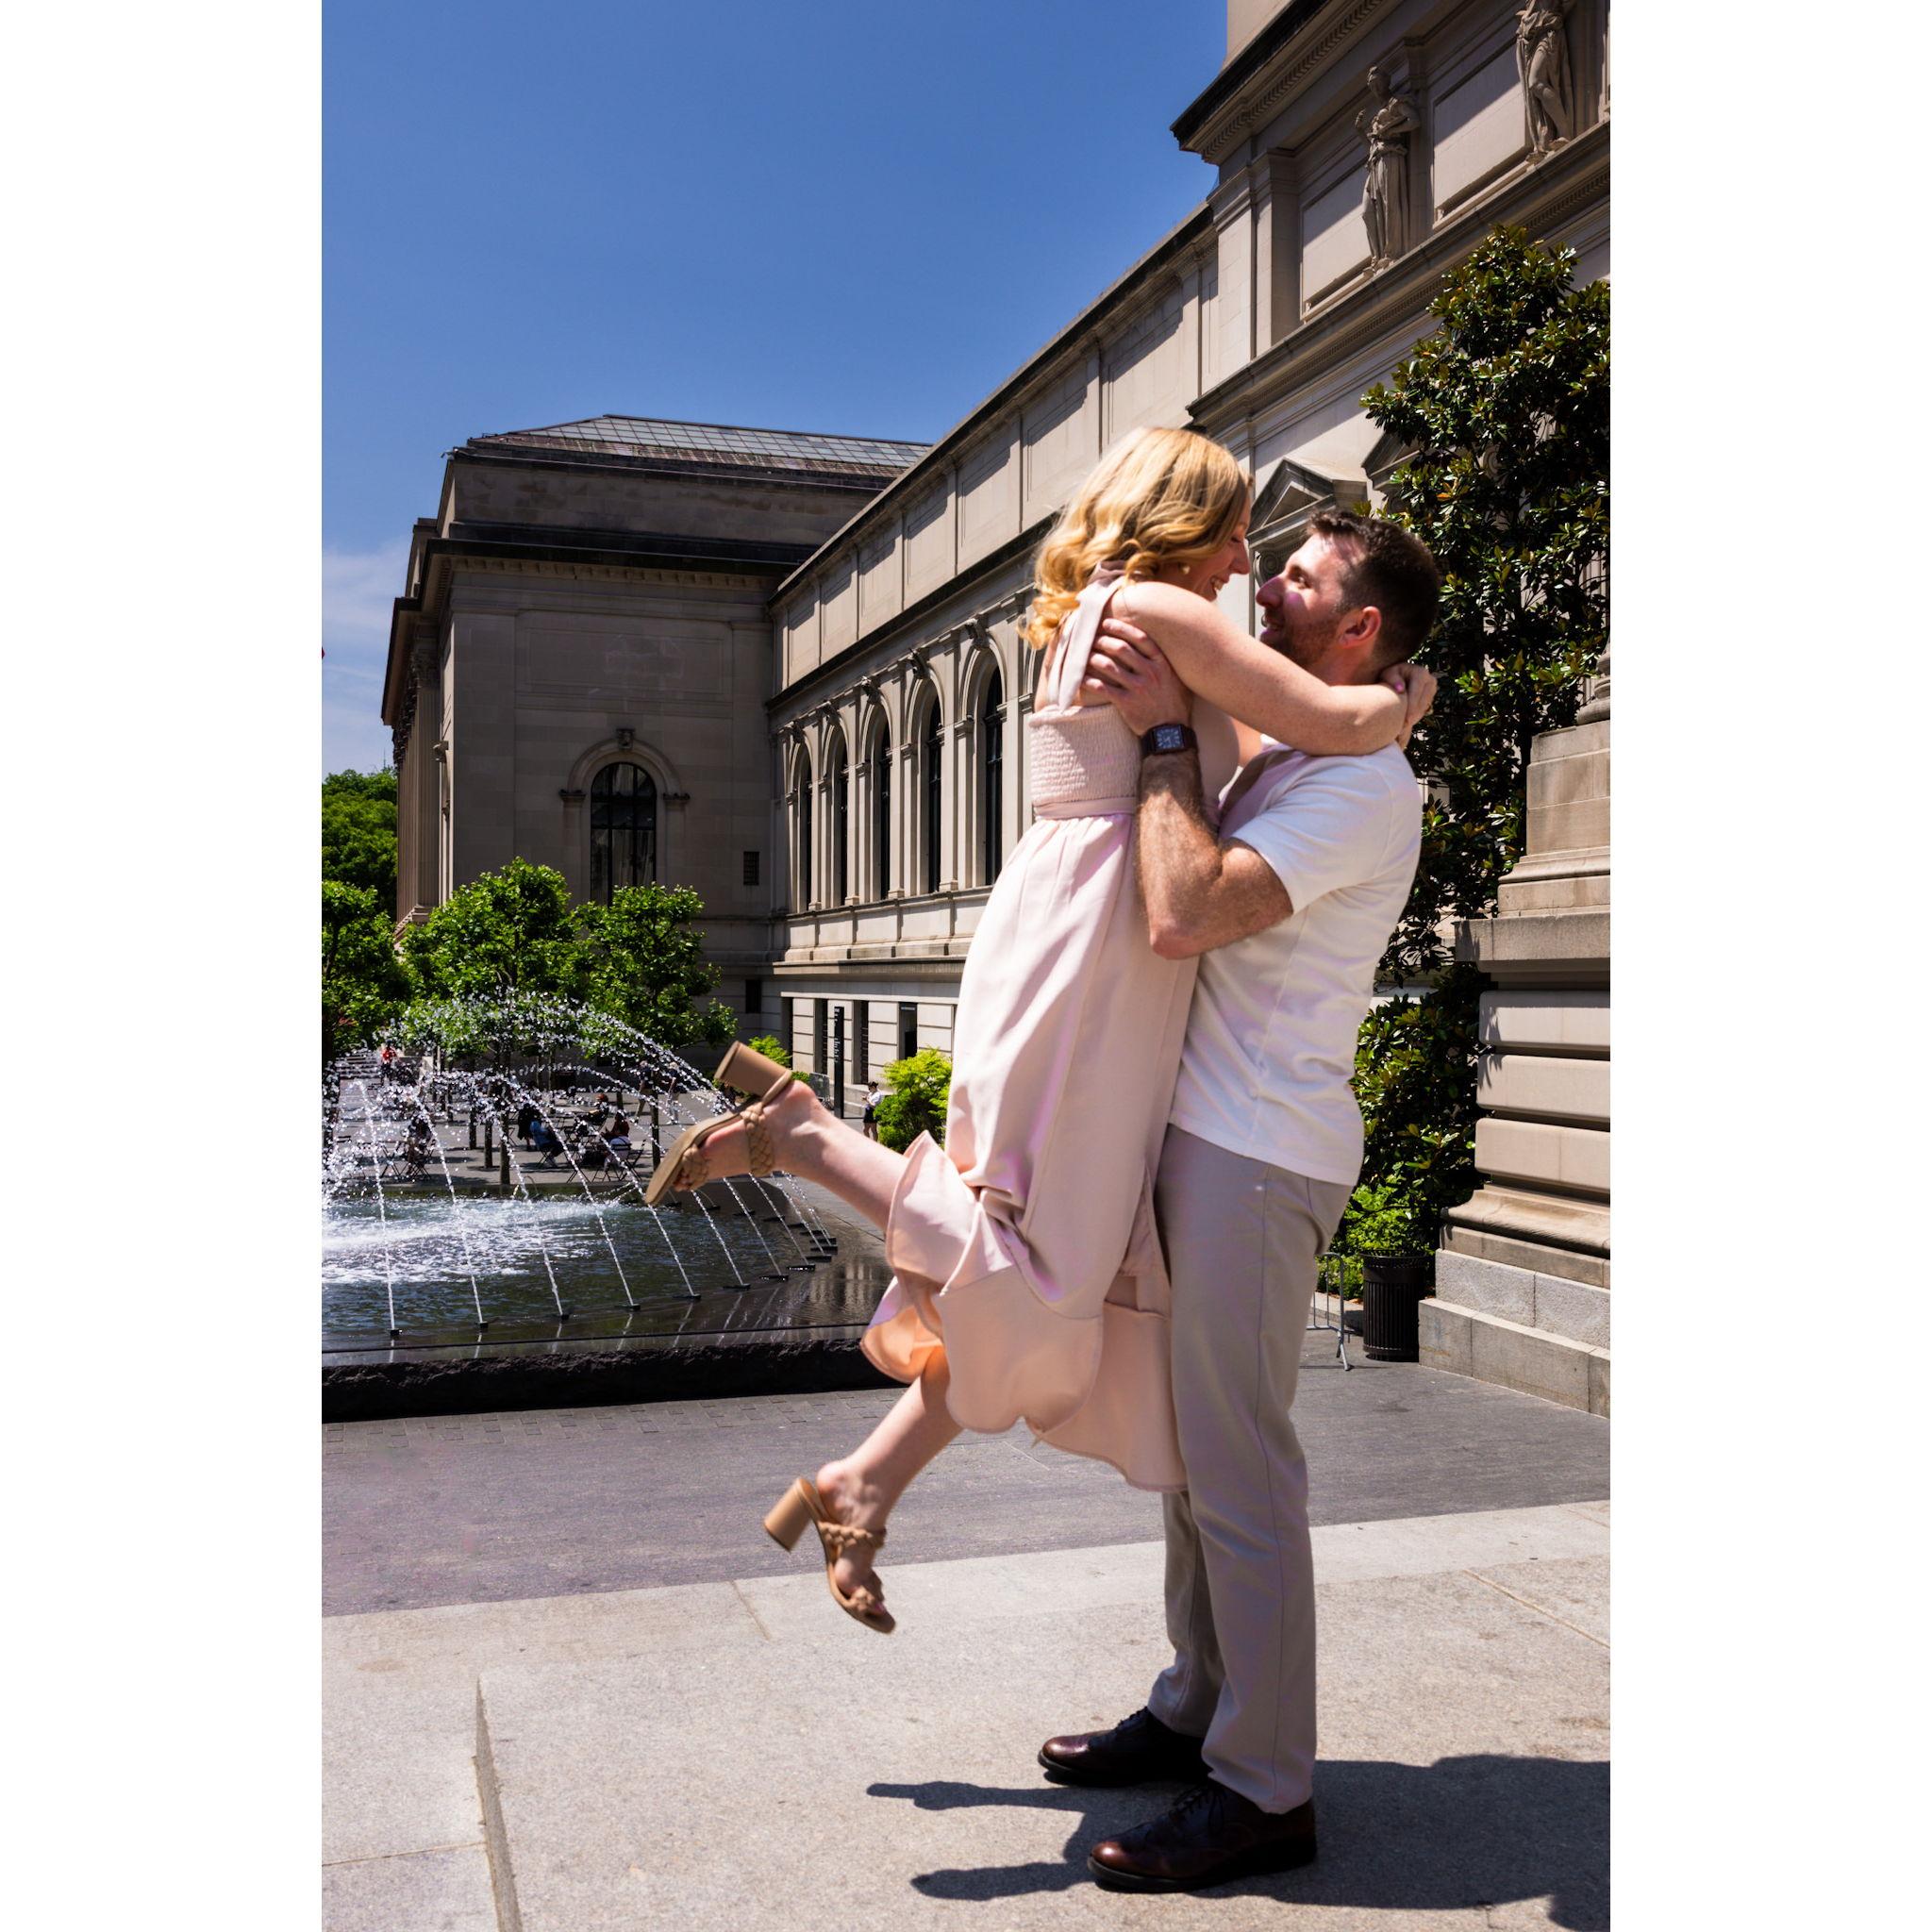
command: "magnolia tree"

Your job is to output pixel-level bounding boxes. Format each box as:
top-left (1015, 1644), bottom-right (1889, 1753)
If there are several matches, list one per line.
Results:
top-left (1340, 227), bottom-right (1608, 1258)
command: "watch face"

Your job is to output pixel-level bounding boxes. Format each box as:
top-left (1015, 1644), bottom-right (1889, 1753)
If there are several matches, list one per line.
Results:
top-left (1152, 724), bottom-right (1186, 752)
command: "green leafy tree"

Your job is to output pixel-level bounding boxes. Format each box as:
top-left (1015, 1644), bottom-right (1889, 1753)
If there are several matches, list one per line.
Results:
top-left (401, 858), bottom-right (587, 1003)
top-left (1364, 225), bottom-right (1607, 977)
top-left (1339, 229), bottom-right (1606, 1258)
top-left (573, 882), bottom-right (738, 1052)
top-left (323, 879), bottom-right (414, 1064)
top-left (322, 768), bottom-right (399, 918)
top-left (874, 1049), bottom-right (952, 1153)
top-left (747, 1035), bottom-right (810, 1083)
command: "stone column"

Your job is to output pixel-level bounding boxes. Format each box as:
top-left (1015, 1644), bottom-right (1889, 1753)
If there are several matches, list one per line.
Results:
top-left (1254, 150), bottom-right (1301, 346)
top-left (840, 691), bottom-right (863, 904)
top-left (1423, 711), bottom-right (1610, 1415)
top-left (405, 634), bottom-right (442, 921)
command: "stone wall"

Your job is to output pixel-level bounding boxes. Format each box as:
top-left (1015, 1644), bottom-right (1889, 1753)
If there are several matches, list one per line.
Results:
top-left (766, 0), bottom-right (1610, 1116)
top-left (1423, 715), bottom-right (1611, 1415)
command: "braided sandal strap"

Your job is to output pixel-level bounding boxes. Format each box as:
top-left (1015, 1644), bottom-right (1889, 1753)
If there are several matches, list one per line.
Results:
top-left (745, 1107), bottom-right (775, 1177)
top-left (818, 1520), bottom-right (886, 1552)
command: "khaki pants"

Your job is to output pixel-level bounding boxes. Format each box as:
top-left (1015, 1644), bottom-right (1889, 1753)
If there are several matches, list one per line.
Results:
top-left (1144, 1126), bottom-right (1352, 1813)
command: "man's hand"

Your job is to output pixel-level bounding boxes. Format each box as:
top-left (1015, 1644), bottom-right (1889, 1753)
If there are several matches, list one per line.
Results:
top-left (1381, 661), bottom-right (1437, 748)
top-left (1080, 617), bottom-right (1191, 738)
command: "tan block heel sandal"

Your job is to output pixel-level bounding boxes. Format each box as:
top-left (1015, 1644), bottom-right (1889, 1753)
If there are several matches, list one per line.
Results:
top-left (714, 1041), bottom-right (794, 1096)
top-left (642, 1063), bottom-right (792, 1208)
top-left (762, 1477), bottom-right (895, 1634)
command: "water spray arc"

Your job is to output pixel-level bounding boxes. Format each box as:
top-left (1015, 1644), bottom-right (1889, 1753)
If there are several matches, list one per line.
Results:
top-left (323, 996), bottom-right (851, 1348)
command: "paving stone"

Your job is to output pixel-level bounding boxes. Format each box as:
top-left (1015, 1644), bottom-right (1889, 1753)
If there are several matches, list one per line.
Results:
top-left (322, 1844), bottom-right (498, 1932)
top-left (472, 1526), bottom-right (1607, 1931)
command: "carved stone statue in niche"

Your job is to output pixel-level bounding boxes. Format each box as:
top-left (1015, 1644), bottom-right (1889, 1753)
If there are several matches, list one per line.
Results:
top-left (1357, 66), bottom-right (1421, 272)
top-left (1517, 0), bottom-right (1575, 157)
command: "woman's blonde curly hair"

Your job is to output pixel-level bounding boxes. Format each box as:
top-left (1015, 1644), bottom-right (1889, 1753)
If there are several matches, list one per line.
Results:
top-left (1023, 426), bottom-right (1251, 651)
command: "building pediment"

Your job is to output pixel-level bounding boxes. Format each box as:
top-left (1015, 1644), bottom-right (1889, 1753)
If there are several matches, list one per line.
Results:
top-left (1361, 425), bottom-right (1414, 491)
top-left (1249, 454), bottom-right (1369, 529)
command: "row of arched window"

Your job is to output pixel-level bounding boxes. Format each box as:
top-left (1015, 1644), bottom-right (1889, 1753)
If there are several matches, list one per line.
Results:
top-left (791, 668), bottom-right (1005, 909)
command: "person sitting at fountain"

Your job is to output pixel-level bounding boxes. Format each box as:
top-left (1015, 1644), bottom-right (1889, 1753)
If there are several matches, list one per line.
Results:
top-left (528, 1115), bottom-right (564, 1168)
top-left (516, 1100), bottom-right (541, 1145)
top-left (402, 1118), bottom-right (434, 1180)
top-left (604, 1109), bottom-right (632, 1160)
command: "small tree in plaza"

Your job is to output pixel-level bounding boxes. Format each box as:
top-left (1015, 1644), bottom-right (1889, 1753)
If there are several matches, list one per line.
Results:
top-left (401, 859), bottom-right (588, 1004)
top-left (322, 879), bottom-right (414, 1064)
top-left (385, 860), bottom-right (742, 1070)
top-left (874, 1049), bottom-right (953, 1153)
top-left (1339, 228), bottom-right (1607, 1260)
top-left (574, 881), bottom-right (738, 1053)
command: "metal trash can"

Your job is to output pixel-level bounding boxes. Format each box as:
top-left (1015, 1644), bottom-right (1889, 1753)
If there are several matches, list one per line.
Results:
top-left (1361, 1254), bottom-right (1435, 1361)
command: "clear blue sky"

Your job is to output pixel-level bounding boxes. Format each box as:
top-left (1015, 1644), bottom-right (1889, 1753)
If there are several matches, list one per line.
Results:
top-left (323, 0), bottom-right (1225, 772)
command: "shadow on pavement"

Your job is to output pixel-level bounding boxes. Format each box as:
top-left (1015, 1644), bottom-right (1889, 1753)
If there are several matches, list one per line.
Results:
top-left (875, 1753), bottom-right (1607, 1927)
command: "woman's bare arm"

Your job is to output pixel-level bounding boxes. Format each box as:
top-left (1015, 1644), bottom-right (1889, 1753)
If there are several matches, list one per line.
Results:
top-left (1108, 579), bottom-right (1406, 755)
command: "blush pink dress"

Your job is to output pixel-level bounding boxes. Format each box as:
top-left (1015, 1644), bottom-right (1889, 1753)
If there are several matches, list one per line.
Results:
top-left (860, 566), bottom-right (1239, 1491)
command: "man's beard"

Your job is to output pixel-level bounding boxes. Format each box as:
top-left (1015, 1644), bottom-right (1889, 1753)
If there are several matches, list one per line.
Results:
top-left (1274, 611), bottom-right (1341, 671)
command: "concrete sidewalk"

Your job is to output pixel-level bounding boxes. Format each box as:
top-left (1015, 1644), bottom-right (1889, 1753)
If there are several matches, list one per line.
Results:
top-left (325, 1352), bottom-right (1608, 1927)
top-left (325, 1500), bottom-right (1607, 1930)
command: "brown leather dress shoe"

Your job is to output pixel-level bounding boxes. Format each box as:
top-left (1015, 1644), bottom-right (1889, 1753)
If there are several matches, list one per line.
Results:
top-left (1038, 1707), bottom-right (1208, 1787)
top-left (1088, 1778), bottom-right (1317, 1890)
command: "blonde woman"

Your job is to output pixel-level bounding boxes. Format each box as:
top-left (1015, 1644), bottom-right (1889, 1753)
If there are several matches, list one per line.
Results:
top-left (646, 428), bottom-right (1433, 1632)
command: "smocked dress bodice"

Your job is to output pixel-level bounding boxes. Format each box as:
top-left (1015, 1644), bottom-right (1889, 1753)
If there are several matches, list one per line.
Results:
top-left (1027, 565), bottom-right (1240, 820)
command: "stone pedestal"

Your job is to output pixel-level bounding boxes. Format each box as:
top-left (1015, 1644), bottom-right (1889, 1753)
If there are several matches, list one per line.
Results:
top-left (1423, 719), bottom-right (1610, 1415)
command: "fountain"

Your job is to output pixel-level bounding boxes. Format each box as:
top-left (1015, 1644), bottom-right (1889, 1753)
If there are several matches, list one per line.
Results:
top-left (322, 996), bottom-right (888, 1377)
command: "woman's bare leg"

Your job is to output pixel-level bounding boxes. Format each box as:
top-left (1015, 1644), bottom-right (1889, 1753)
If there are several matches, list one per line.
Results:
top-left (815, 1351), bottom-right (962, 1607)
top-left (680, 1083), bottom-right (963, 1604)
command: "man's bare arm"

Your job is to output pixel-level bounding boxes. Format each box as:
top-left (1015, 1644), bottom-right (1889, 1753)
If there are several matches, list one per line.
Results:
top-left (1138, 748), bottom-right (1293, 959)
top-left (1084, 622), bottom-right (1297, 957)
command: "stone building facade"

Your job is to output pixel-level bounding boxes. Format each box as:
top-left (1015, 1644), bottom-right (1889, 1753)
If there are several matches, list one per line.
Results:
top-left (383, 0), bottom-right (1611, 1407)
top-left (380, 418), bottom-right (927, 1014)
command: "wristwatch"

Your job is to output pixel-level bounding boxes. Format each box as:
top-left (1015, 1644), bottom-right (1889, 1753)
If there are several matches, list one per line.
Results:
top-left (1139, 723), bottom-right (1197, 758)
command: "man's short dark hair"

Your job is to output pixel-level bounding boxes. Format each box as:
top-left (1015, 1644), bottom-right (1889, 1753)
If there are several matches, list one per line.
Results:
top-left (1306, 510), bottom-right (1441, 668)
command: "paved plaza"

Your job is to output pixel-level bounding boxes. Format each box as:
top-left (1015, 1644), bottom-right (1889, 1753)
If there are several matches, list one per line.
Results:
top-left (323, 1344), bottom-right (1609, 1929)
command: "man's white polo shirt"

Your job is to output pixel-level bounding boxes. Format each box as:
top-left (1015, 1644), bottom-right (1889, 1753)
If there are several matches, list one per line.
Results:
top-left (1167, 741), bottom-right (1422, 1186)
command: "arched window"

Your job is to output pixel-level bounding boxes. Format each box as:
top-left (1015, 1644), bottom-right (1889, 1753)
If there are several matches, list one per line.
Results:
top-left (828, 735), bottom-right (850, 906)
top-left (871, 724), bottom-right (891, 899)
top-left (979, 666), bottom-right (1004, 885)
top-left (590, 761), bottom-right (657, 902)
top-left (793, 752), bottom-right (814, 908)
top-left (922, 695), bottom-right (943, 894)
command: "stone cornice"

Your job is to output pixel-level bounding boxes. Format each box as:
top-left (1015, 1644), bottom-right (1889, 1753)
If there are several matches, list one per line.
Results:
top-left (1174, 0), bottom-right (1396, 164)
